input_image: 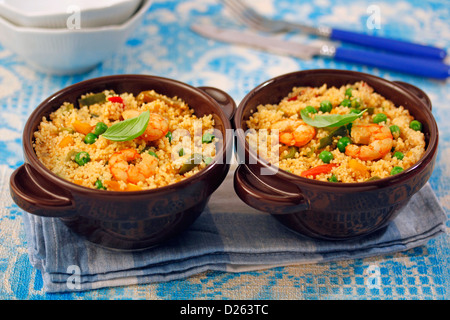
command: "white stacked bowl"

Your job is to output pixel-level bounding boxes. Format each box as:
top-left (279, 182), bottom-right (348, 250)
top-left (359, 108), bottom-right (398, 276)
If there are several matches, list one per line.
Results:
top-left (0, 0), bottom-right (151, 75)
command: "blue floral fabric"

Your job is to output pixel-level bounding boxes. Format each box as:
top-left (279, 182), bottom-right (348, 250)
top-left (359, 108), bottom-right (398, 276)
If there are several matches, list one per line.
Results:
top-left (0, 0), bottom-right (449, 299)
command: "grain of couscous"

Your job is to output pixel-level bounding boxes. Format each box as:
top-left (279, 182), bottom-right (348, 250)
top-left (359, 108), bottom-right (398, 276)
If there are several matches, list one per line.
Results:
top-left (34, 90), bottom-right (218, 191)
top-left (246, 81), bottom-right (426, 183)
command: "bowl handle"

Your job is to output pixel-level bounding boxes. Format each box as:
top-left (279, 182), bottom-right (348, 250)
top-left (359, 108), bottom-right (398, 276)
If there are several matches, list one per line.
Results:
top-left (393, 81), bottom-right (432, 111)
top-left (233, 164), bottom-right (309, 215)
top-left (198, 86), bottom-right (236, 120)
top-left (10, 164), bottom-right (76, 217)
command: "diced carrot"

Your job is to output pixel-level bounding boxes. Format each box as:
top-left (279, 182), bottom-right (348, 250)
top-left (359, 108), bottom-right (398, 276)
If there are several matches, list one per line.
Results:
top-left (72, 120), bottom-right (92, 135)
top-left (300, 164), bottom-right (337, 178)
top-left (348, 159), bottom-right (369, 178)
top-left (73, 180), bottom-right (84, 185)
top-left (126, 183), bottom-right (142, 191)
top-left (103, 180), bottom-right (142, 191)
top-left (103, 180), bottom-right (122, 191)
top-left (58, 136), bottom-right (73, 148)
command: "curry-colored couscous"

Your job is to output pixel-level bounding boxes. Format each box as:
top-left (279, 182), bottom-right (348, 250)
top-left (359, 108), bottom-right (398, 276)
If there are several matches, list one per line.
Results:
top-left (246, 81), bottom-right (426, 182)
top-left (34, 90), bottom-right (218, 191)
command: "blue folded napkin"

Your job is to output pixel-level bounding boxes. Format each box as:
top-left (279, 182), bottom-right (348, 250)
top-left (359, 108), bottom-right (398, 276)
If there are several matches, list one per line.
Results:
top-left (22, 166), bottom-right (446, 293)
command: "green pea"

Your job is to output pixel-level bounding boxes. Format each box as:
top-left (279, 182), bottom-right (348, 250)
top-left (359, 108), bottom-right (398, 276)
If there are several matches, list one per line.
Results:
top-left (393, 151), bottom-right (404, 160)
top-left (390, 166), bottom-right (404, 175)
top-left (409, 120), bottom-right (422, 131)
top-left (304, 106), bottom-right (317, 114)
top-left (202, 132), bottom-right (215, 144)
top-left (373, 113), bottom-right (387, 124)
top-left (148, 150), bottom-right (158, 158)
top-left (337, 136), bottom-right (351, 153)
top-left (94, 179), bottom-right (106, 190)
top-left (340, 98), bottom-right (351, 107)
top-left (319, 100), bottom-right (332, 113)
top-left (203, 156), bottom-right (213, 165)
top-left (94, 122), bottom-right (108, 136)
top-left (390, 125), bottom-right (401, 138)
top-left (165, 131), bottom-right (172, 143)
top-left (328, 174), bottom-right (338, 182)
top-left (319, 150), bottom-right (333, 164)
top-left (351, 97), bottom-right (361, 109)
top-left (84, 132), bottom-right (98, 144)
top-left (345, 88), bottom-right (353, 97)
top-left (74, 151), bottom-right (90, 166)
top-left (349, 108), bottom-right (360, 114)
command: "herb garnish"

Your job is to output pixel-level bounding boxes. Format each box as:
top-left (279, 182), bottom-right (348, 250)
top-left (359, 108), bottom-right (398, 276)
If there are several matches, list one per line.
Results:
top-left (102, 110), bottom-right (150, 142)
top-left (300, 108), bottom-right (367, 128)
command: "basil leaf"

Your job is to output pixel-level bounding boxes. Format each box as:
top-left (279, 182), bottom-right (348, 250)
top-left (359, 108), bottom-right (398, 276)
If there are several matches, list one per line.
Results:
top-left (318, 126), bottom-right (347, 149)
top-left (300, 108), bottom-right (367, 128)
top-left (102, 110), bottom-right (150, 141)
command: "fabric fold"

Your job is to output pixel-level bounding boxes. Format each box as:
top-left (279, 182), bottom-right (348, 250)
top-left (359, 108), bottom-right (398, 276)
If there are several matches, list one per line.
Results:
top-left (22, 170), bottom-right (447, 293)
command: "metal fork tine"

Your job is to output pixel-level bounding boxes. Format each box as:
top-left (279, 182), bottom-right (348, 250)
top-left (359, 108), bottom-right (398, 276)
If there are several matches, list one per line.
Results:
top-left (220, 0), bottom-right (323, 35)
top-left (221, 0), bottom-right (257, 23)
top-left (221, 0), bottom-right (271, 31)
top-left (220, 0), bottom-right (250, 24)
top-left (223, 0), bottom-right (261, 20)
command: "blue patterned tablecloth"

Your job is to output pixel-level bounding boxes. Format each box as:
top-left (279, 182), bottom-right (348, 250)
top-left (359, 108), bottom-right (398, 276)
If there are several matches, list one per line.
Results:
top-left (0, 0), bottom-right (448, 300)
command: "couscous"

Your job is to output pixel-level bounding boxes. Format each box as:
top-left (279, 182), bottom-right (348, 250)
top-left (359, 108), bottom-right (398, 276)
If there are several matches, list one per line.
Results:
top-left (246, 81), bottom-right (426, 182)
top-left (33, 90), bottom-right (218, 191)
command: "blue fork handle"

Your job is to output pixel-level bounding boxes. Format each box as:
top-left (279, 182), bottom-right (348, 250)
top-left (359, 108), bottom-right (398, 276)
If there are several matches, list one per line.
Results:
top-left (330, 28), bottom-right (447, 60)
top-left (333, 47), bottom-right (450, 79)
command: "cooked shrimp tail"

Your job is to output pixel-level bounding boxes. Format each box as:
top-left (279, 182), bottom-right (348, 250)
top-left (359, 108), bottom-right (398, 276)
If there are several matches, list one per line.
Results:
top-left (345, 123), bottom-right (393, 161)
top-left (122, 110), bottom-right (169, 141)
top-left (109, 148), bottom-right (158, 184)
top-left (271, 119), bottom-right (316, 147)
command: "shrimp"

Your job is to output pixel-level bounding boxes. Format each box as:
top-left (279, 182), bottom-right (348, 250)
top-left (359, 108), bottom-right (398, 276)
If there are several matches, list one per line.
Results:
top-left (122, 110), bottom-right (169, 141)
top-left (109, 149), bottom-right (158, 184)
top-left (271, 119), bottom-right (316, 147)
top-left (345, 123), bottom-right (393, 161)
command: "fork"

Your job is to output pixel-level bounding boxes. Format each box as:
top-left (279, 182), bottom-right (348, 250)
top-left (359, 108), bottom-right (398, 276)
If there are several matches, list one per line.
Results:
top-left (220, 0), bottom-right (447, 60)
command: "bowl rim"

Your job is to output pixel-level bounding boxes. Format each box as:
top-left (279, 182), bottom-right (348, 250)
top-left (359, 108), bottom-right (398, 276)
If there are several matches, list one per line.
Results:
top-left (234, 69), bottom-right (439, 188)
top-left (0, 0), bottom-right (151, 33)
top-left (23, 74), bottom-right (233, 196)
top-left (0, 0), bottom-right (140, 18)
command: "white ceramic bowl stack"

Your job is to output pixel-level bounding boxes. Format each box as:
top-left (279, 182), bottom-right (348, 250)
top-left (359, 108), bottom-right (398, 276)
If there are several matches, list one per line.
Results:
top-left (0, 0), bottom-right (151, 75)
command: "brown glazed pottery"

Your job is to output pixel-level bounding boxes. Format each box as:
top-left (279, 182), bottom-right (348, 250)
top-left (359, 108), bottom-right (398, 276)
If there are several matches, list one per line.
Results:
top-left (233, 69), bottom-right (438, 240)
top-left (10, 75), bottom-right (236, 250)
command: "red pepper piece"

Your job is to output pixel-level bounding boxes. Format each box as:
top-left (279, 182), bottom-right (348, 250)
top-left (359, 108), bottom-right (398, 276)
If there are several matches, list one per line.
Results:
top-left (287, 96), bottom-right (298, 101)
top-left (108, 96), bottom-right (124, 104)
top-left (300, 164), bottom-right (337, 178)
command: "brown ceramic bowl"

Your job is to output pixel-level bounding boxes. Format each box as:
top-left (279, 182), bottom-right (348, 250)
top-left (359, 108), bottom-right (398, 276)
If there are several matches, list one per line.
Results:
top-left (233, 69), bottom-right (438, 240)
top-left (10, 75), bottom-right (236, 250)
